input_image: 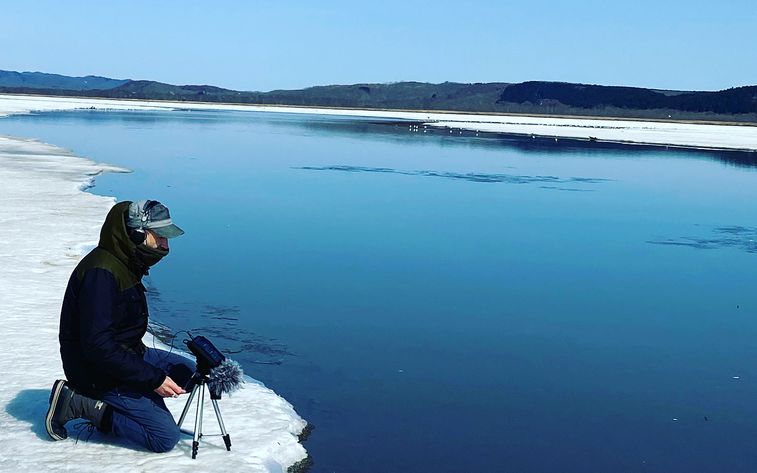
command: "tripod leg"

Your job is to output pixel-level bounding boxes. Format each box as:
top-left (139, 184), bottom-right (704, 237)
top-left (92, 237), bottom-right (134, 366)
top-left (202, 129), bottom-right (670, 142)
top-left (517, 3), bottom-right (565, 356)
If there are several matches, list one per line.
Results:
top-left (211, 399), bottom-right (231, 451)
top-left (177, 384), bottom-right (199, 429)
top-left (192, 384), bottom-right (204, 459)
top-left (198, 383), bottom-right (205, 440)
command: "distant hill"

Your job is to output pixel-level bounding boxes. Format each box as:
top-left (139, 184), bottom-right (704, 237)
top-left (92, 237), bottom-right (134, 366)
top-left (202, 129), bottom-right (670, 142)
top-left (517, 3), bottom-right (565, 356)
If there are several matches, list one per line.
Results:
top-left (0, 70), bottom-right (755, 123)
top-left (498, 81), bottom-right (757, 116)
top-left (0, 70), bottom-right (128, 91)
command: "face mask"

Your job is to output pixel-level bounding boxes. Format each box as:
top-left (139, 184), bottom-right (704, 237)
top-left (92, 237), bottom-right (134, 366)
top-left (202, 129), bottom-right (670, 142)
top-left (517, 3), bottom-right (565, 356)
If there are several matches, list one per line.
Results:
top-left (136, 244), bottom-right (169, 267)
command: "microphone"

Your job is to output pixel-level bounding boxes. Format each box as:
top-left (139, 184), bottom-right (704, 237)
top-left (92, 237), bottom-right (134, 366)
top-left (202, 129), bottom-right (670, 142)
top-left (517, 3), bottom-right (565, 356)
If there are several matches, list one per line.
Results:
top-left (208, 358), bottom-right (245, 398)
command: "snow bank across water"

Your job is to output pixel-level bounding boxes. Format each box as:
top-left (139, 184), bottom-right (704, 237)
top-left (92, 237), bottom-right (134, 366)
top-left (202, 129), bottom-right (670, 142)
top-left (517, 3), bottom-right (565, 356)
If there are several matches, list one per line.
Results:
top-left (0, 136), bottom-right (308, 472)
top-left (1, 93), bottom-right (756, 151)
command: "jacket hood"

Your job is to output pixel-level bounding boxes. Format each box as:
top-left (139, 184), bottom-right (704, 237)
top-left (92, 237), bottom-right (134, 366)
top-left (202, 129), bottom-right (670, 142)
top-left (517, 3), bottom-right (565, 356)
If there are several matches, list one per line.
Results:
top-left (73, 201), bottom-right (145, 291)
top-left (98, 200), bottom-right (137, 268)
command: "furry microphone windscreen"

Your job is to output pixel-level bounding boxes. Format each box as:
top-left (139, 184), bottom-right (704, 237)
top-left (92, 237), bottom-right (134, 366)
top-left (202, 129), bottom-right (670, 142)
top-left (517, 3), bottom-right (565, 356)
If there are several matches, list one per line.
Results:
top-left (208, 358), bottom-right (245, 397)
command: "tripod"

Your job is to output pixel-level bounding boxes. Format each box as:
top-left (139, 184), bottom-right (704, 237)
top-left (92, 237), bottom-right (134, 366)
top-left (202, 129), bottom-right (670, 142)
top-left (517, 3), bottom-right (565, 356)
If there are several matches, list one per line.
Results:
top-left (177, 373), bottom-right (232, 459)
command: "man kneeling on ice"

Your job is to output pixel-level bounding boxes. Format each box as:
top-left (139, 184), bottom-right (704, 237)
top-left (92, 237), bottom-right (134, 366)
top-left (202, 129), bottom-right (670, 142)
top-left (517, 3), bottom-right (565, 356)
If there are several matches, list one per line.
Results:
top-left (46, 200), bottom-right (195, 453)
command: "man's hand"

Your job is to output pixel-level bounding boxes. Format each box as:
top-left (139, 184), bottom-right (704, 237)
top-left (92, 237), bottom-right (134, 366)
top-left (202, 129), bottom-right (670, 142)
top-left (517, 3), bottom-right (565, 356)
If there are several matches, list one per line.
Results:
top-left (154, 376), bottom-right (186, 398)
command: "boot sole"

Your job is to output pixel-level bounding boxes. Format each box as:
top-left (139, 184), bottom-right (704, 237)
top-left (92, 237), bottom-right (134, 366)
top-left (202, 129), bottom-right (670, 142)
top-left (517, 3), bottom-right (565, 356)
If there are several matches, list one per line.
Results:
top-left (46, 380), bottom-right (67, 441)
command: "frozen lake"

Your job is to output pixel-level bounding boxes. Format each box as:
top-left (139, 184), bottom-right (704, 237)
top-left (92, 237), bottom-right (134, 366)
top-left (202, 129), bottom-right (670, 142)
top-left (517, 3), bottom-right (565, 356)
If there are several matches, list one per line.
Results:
top-left (3, 109), bottom-right (757, 472)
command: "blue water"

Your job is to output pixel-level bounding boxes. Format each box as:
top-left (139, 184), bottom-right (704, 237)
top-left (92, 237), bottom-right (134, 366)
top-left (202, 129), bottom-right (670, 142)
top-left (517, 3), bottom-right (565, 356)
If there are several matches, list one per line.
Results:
top-left (4, 109), bottom-right (757, 472)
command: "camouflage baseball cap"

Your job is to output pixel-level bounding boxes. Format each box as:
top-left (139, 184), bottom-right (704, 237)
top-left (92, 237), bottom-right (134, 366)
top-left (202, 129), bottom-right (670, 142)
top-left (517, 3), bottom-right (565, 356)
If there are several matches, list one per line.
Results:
top-left (126, 200), bottom-right (185, 238)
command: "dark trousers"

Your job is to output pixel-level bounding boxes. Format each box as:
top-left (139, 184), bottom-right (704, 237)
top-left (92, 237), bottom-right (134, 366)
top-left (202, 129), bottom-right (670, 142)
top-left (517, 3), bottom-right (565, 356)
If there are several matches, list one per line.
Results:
top-left (101, 348), bottom-right (195, 453)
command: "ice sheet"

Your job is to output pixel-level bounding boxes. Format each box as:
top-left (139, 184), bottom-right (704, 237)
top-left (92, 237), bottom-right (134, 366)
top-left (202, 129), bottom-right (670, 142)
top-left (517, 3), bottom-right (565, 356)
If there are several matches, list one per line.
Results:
top-left (1, 93), bottom-right (756, 151)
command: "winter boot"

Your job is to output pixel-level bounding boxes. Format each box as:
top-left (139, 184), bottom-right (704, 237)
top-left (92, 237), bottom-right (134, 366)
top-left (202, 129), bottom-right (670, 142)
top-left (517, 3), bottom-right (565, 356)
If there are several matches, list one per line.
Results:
top-left (46, 379), bottom-right (112, 440)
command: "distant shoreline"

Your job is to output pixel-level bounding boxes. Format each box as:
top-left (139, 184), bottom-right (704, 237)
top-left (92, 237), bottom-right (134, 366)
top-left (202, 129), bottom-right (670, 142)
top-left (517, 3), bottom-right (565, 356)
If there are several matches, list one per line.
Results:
top-left (2, 72), bottom-right (755, 125)
top-left (1, 93), bottom-right (756, 152)
top-left (3, 91), bottom-right (757, 127)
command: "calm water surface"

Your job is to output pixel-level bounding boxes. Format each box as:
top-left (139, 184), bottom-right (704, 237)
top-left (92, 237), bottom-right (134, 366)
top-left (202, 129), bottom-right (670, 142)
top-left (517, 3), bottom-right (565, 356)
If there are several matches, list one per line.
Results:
top-left (3, 110), bottom-right (757, 473)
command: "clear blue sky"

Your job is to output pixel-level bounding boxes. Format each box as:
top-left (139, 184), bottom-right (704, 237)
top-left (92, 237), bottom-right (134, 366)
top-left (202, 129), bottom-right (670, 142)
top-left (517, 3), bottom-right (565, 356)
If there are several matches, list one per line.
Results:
top-left (2, 0), bottom-right (754, 92)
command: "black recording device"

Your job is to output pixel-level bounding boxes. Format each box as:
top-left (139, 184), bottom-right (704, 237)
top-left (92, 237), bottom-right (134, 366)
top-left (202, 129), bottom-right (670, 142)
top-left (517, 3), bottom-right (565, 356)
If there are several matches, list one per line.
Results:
top-left (185, 335), bottom-right (225, 375)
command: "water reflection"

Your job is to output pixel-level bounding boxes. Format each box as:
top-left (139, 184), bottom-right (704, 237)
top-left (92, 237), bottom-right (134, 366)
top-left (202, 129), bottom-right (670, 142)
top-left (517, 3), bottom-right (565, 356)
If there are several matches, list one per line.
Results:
top-left (144, 281), bottom-right (291, 363)
top-left (296, 118), bottom-right (757, 167)
top-left (11, 110), bottom-right (757, 168)
top-left (295, 164), bottom-right (611, 189)
top-left (648, 225), bottom-right (757, 253)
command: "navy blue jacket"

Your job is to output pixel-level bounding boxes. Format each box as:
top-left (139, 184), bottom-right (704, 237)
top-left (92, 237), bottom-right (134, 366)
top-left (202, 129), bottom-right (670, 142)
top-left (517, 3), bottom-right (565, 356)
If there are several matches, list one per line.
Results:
top-left (59, 202), bottom-right (165, 395)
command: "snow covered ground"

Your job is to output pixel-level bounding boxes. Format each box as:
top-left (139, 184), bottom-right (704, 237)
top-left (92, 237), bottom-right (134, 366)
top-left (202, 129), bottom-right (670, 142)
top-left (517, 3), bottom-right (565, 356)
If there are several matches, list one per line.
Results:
top-left (0, 136), bottom-right (307, 472)
top-left (2, 93), bottom-right (756, 151)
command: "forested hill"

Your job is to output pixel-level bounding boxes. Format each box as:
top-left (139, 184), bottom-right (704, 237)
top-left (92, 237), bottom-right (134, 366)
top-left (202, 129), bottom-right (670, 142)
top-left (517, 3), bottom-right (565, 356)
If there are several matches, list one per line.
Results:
top-left (498, 82), bottom-right (757, 116)
top-left (0, 70), bottom-right (128, 91)
top-left (1, 70), bottom-right (755, 122)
